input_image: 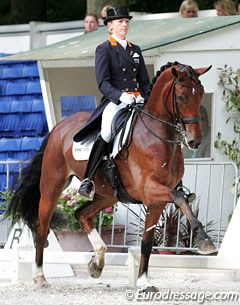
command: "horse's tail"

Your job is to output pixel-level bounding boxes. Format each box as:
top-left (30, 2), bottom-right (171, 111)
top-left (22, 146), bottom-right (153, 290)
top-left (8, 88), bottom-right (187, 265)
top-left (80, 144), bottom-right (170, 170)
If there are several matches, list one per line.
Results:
top-left (4, 134), bottom-right (51, 233)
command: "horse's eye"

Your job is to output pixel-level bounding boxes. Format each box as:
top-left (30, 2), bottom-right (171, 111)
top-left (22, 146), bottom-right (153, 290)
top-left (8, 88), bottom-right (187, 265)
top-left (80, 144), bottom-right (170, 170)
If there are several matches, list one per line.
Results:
top-left (177, 95), bottom-right (185, 103)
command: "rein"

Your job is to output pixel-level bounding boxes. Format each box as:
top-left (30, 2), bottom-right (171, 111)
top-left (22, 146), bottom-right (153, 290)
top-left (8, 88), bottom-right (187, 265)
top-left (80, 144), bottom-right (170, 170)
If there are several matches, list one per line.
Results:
top-left (118, 70), bottom-right (203, 156)
top-left (129, 77), bottom-right (202, 146)
top-left (136, 104), bottom-right (185, 145)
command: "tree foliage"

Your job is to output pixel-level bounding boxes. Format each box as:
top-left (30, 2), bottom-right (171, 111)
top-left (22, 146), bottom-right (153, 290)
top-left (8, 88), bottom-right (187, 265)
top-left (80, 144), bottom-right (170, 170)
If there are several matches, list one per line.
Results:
top-left (0, 0), bottom-right (216, 25)
top-left (11, 0), bottom-right (47, 24)
top-left (215, 65), bottom-right (240, 168)
top-left (87, 0), bottom-right (129, 17)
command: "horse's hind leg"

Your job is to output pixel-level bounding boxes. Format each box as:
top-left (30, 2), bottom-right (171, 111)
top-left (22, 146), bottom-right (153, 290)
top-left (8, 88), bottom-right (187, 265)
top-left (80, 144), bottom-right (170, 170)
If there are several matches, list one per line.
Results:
top-left (75, 196), bottom-right (114, 278)
top-left (170, 190), bottom-right (217, 254)
top-left (34, 173), bottom-right (66, 286)
top-left (33, 194), bottom-right (60, 287)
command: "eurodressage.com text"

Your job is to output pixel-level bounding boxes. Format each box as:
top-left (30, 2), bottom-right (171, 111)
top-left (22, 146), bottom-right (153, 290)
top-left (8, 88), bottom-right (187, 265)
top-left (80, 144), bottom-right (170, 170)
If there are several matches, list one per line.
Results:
top-left (124, 288), bottom-right (240, 303)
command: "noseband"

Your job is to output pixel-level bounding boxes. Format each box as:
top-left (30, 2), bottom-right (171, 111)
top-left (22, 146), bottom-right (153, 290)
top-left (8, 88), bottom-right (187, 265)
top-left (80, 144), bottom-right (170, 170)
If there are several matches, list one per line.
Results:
top-left (172, 79), bottom-right (202, 126)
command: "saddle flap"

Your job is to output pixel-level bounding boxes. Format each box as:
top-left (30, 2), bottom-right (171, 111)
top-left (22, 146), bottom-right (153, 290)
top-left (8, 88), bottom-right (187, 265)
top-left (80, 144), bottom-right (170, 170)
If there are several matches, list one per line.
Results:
top-left (72, 110), bottom-right (135, 161)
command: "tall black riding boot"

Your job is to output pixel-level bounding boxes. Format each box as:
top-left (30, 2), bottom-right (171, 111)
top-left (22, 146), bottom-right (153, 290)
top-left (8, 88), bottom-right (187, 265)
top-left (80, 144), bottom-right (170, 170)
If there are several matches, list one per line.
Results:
top-left (78, 135), bottom-right (108, 201)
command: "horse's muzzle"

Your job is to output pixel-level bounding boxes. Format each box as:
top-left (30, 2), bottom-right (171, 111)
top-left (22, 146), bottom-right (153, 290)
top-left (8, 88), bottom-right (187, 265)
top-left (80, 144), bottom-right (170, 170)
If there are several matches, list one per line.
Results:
top-left (187, 140), bottom-right (200, 150)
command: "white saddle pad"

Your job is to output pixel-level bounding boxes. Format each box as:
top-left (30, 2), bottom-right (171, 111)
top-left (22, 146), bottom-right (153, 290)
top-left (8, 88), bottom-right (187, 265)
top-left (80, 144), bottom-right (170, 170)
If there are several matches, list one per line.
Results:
top-left (72, 112), bottom-right (134, 161)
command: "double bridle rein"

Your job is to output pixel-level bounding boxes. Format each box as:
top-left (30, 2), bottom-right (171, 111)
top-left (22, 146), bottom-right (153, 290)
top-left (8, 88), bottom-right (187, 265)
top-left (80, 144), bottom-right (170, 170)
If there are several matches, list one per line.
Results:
top-left (132, 76), bottom-right (202, 146)
top-left (118, 68), bottom-right (203, 156)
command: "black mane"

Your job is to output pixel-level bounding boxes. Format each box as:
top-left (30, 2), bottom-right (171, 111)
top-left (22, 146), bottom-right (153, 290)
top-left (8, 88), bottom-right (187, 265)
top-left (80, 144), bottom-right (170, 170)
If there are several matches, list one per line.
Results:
top-left (148, 61), bottom-right (180, 94)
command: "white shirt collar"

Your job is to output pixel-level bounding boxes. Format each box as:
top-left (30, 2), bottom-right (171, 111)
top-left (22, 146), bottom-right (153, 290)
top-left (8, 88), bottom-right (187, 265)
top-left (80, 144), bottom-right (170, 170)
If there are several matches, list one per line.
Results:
top-left (112, 34), bottom-right (127, 49)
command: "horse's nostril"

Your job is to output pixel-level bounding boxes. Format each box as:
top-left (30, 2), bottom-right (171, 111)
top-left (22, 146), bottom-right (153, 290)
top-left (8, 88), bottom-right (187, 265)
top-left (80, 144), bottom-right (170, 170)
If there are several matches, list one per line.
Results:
top-left (188, 140), bottom-right (200, 149)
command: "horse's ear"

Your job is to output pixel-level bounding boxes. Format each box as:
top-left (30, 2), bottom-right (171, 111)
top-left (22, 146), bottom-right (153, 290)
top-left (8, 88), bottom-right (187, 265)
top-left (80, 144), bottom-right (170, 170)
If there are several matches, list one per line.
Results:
top-left (171, 67), bottom-right (180, 78)
top-left (172, 67), bottom-right (179, 78)
top-left (172, 67), bottom-right (185, 80)
top-left (195, 65), bottom-right (212, 76)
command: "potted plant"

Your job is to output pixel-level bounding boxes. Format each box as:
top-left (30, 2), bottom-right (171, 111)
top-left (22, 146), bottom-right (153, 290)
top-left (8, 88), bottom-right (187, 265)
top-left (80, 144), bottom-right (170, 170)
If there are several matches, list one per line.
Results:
top-left (55, 187), bottom-right (125, 252)
top-left (56, 187), bottom-right (114, 231)
top-left (0, 189), bottom-right (14, 215)
top-left (126, 200), bottom-right (219, 255)
top-left (215, 64), bottom-right (240, 198)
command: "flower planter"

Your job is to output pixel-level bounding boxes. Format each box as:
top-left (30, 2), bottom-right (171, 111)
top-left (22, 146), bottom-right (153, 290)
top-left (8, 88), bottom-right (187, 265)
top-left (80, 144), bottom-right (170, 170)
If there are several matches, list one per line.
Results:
top-left (157, 250), bottom-right (176, 255)
top-left (152, 249), bottom-right (176, 255)
top-left (55, 230), bottom-right (92, 252)
top-left (100, 225), bottom-right (126, 253)
top-left (55, 225), bottom-right (126, 253)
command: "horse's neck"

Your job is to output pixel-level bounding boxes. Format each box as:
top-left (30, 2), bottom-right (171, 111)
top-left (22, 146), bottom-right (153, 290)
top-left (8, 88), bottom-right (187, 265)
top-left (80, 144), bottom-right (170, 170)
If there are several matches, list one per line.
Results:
top-left (146, 78), bottom-right (173, 122)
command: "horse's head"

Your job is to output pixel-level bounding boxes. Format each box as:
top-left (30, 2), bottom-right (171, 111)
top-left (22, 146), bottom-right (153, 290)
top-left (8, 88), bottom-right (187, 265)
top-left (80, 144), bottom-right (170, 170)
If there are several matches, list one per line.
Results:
top-left (169, 63), bottom-right (211, 150)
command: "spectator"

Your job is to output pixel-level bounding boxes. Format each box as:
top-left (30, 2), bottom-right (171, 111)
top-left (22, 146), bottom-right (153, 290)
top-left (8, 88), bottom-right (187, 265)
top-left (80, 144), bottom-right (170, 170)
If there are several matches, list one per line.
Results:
top-left (84, 13), bottom-right (99, 33)
top-left (101, 5), bottom-right (113, 21)
top-left (214, 0), bottom-right (236, 16)
top-left (179, 0), bottom-right (199, 18)
top-left (183, 105), bottom-right (211, 158)
top-left (236, 0), bottom-right (240, 14)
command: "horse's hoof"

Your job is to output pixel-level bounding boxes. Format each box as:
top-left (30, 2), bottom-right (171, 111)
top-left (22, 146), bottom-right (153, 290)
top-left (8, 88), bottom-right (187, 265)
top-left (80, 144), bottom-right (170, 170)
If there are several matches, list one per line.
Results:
top-left (88, 257), bottom-right (103, 278)
top-left (197, 238), bottom-right (217, 255)
top-left (140, 286), bottom-right (159, 293)
top-left (33, 276), bottom-right (50, 288)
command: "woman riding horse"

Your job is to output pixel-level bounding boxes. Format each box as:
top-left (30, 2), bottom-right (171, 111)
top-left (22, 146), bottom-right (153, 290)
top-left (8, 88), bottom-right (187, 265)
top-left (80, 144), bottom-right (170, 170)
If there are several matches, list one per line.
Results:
top-left (74, 7), bottom-right (150, 201)
top-left (5, 59), bottom-right (216, 288)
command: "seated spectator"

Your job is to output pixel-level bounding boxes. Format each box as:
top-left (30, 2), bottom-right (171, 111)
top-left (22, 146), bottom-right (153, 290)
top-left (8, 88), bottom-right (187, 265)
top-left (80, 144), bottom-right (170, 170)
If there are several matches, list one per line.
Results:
top-left (214, 0), bottom-right (236, 15)
top-left (182, 105), bottom-right (211, 158)
top-left (84, 13), bottom-right (99, 33)
top-left (179, 0), bottom-right (199, 18)
top-left (236, 0), bottom-right (240, 14)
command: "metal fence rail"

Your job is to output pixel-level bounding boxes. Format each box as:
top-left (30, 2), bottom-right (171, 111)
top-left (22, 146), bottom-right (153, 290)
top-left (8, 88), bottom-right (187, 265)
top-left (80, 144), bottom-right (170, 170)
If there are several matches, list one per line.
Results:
top-left (0, 160), bottom-right (238, 253)
top-left (0, 160), bottom-right (29, 246)
top-left (104, 161), bottom-right (238, 253)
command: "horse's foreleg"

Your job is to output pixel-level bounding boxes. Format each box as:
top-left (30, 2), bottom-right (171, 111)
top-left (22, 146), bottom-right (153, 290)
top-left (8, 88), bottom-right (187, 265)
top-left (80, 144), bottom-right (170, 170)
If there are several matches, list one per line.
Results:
top-left (170, 190), bottom-right (216, 254)
top-left (87, 228), bottom-right (107, 278)
top-left (137, 205), bottom-right (164, 289)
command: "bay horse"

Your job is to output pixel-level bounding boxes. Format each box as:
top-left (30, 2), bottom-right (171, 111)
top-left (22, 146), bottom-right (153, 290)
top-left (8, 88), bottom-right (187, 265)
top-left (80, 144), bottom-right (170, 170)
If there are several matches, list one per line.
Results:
top-left (6, 61), bottom-right (216, 288)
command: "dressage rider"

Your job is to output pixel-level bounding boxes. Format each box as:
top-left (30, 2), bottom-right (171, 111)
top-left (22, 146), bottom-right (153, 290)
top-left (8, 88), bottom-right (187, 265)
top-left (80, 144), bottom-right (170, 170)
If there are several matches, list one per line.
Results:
top-left (74, 7), bottom-right (150, 201)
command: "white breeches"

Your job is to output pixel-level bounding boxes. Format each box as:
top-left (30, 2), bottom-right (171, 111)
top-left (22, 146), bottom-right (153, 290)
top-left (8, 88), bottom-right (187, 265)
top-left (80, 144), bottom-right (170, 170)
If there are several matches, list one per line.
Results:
top-left (101, 101), bottom-right (126, 143)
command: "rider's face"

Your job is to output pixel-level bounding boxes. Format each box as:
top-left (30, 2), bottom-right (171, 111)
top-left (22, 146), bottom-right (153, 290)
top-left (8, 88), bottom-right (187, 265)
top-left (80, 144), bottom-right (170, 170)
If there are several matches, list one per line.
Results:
top-left (108, 18), bottom-right (129, 39)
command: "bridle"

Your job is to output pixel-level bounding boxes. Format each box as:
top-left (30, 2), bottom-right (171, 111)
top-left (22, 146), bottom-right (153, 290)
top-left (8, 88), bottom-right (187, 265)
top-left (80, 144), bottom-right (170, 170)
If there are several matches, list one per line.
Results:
top-left (171, 78), bottom-right (202, 125)
top-left (118, 67), bottom-right (203, 157)
top-left (131, 74), bottom-right (202, 146)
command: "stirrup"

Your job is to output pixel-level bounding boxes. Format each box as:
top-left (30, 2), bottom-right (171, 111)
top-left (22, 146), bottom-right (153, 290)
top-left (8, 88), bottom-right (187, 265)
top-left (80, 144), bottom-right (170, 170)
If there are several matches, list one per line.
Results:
top-left (78, 178), bottom-right (95, 201)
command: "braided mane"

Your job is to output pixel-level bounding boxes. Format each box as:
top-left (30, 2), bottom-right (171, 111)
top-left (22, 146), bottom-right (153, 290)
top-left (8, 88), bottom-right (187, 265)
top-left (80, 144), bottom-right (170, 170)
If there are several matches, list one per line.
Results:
top-left (147, 61), bottom-right (180, 95)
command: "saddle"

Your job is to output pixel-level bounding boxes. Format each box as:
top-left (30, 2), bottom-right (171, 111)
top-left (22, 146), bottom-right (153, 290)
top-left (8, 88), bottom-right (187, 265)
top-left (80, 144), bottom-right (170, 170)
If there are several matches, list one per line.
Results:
top-left (73, 105), bottom-right (142, 204)
top-left (104, 106), bottom-right (142, 204)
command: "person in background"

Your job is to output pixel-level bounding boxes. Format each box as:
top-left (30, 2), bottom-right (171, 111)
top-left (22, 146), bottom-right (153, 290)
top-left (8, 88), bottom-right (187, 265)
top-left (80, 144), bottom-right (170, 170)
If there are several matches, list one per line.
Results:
top-left (214, 0), bottom-right (236, 16)
top-left (74, 7), bottom-right (150, 201)
top-left (179, 0), bottom-right (199, 18)
top-left (182, 105), bottom-right (211, 158)
top-left (84, 13), bottom-right (99, 33)
top-left (236, 0), bottom-right (240, 14)
top-left (101, 5), bottom-right (113, 21)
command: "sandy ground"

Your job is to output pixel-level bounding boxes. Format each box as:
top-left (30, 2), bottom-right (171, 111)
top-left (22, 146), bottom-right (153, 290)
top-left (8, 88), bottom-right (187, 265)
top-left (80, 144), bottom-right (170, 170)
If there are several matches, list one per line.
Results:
top-left (1, 266), bottom-right (240, 305)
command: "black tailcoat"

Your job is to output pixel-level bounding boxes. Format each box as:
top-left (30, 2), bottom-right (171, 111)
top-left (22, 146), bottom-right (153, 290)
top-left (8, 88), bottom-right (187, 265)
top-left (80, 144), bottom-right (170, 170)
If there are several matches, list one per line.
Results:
top-left (74, 36), bottom-right (150, 142)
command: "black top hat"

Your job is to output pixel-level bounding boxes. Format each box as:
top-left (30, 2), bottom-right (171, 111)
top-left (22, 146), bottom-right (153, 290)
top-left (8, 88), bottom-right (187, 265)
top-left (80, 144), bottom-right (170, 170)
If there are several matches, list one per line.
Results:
top-left (103, 7), bottom-right (132, 25)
